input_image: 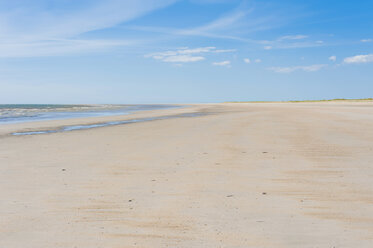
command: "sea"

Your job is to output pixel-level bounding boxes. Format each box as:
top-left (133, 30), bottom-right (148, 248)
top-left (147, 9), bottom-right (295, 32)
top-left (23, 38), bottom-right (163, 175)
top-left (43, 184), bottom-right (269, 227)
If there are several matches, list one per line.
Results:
top-left (0, 104), bottom-right (177, 124)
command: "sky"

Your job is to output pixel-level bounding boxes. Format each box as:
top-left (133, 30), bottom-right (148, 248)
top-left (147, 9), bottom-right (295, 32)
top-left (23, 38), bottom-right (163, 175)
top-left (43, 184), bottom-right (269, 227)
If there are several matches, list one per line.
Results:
top-left (0, 0), bottom-right (372, 103)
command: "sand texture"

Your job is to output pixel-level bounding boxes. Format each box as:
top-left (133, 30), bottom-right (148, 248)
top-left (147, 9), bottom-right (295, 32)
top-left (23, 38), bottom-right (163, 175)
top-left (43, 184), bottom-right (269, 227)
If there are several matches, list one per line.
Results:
top-left (1, 102), bottom-right (373, 247)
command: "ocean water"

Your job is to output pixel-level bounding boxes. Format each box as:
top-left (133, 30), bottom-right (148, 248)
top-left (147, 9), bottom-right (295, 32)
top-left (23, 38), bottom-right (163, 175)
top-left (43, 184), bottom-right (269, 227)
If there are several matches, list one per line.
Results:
top-left (0, 104), bottom-right (177, 124)
top-left (12, 112), bottom-right (202, 136)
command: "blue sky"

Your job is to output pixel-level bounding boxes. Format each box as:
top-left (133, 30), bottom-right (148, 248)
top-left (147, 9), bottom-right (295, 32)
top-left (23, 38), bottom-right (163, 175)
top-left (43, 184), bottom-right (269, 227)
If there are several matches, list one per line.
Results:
top-left (0, 0), bottom-right (372, 103)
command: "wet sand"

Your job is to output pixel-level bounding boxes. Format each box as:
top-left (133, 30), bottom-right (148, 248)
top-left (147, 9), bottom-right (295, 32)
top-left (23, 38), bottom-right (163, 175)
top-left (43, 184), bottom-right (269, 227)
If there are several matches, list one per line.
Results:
top-left (1, 102), bottom-right (373, 247)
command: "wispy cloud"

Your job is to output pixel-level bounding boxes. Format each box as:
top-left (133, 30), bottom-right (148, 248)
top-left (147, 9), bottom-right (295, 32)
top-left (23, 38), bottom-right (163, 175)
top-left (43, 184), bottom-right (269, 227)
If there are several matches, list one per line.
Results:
top-left (243, 58), bottom-right (261, 63)
top-left (163, 55), bottom-right (205, 63)
top-left (361, 39), bottom-right (372, 43)
top-left (0, 0), bottom-right (177, 57)
top-left (329, 55), bottom-right (337, 62)
top-left (214, 49), bottom-right (237, 53)
top-left (266, 41), bottom-right (325, 50)
top-left (344, 54), bottom-right (373, 64)
top-left (278, 35), bottom-right (308, 41)
top-left (145, 46), bottom-right (234, 63)
top-left (259, 34), bottom-right (328, 50)
top-left (0, 39), bottom-right (136, 58)
top-left (129, 8), bottom-right (255, 42)
top-left (269, 64), bottom-right (327, 73)
top-left (120, 2), bottom-right (327, 53)
top-left (189, 0), bottom-right (236, 4)
top-left (175, 47), bottom-right (216, 54)
top-left (212, 60), bottom-right (231, 67)
top-left (126, 4), bottom-right (291, 45)
top-left (180, 9), bottom-right (248, 36)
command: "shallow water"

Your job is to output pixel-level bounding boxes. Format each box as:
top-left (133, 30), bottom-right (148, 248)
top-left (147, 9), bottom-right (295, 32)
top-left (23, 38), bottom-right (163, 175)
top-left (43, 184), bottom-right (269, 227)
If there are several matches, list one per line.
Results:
top-left (0, 104), bottom-right (177, 124)
top-left (12, 113), bottom-right (202, 136)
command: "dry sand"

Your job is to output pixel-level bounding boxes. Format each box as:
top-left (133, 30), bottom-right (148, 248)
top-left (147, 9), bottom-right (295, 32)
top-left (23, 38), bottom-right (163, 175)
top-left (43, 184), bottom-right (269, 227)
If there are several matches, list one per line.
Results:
top-left (1, 102), bottom-right (373, 247)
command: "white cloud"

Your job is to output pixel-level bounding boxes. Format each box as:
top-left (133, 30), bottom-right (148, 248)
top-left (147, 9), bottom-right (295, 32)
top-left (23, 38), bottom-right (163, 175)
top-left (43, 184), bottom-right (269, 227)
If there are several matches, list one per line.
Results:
top-left (2, 0), bottom-right (177, 38)
top-left (329, 55), bottom-right (337, 62)
top-left (255, 59), bottom-right (261, 63)
top-left (361, 39), bottom-right (372, 43)
top-left (256, 35), bottom-right (324, 51)
top-left (244, 58), bottom-right (251, 63)
top-left (178, 47), bottom-right (216, 54)
top-left (278, 35), bottom-right (308, 41)
top-left (181, 10), bottom-right (248, 35)
top-left (269, 64), bottom-right (327, 73)
top-left (163, 55), bottom-right (205, 63)
top-left (128, 4), bottom-right (287, 44)
top-left (0, 0), bottom-right (177, 57)
top-left (127, 9), bottom-right (252, 42)
top-left (214, 49), bottom-right (237, 53)
top-left (0, 39), bottom-right (135, 58)
top-left (264, 41), bottom-right (325, 50)
top-left (127, 6), bottom-right (317, 51)
top-left (190, 0), bottom-right (233, 3)
top-left (253, 36), bottom-right (321, 50)
top-left (212, 61), bottom-right (231, 66)
top-left (344, 54), bottom-right (373, 64)
top-left (146, 46), bottom-right (234, 63)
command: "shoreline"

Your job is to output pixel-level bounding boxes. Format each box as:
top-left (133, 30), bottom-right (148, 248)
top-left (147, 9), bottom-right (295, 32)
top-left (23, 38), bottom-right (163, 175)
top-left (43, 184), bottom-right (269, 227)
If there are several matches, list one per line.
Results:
top-left (0, 104), bottom-right (206, 136)
top-left (0, 104), bottom-right (180, 125)
top-left (3, 100), bottom-right (371, 136)
top-left (12, 112), bottom-right (205, 136)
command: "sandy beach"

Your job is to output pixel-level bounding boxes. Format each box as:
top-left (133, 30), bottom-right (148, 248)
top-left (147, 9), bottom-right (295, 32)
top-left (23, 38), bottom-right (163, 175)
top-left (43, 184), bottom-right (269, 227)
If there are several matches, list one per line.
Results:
top-left (1, 102), bottom-right (373, 248)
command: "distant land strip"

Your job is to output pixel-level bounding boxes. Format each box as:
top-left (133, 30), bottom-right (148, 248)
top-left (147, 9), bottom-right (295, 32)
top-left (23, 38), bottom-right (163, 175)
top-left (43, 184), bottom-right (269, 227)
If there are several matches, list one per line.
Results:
top-left (225, 98), bottom-right (373, 103)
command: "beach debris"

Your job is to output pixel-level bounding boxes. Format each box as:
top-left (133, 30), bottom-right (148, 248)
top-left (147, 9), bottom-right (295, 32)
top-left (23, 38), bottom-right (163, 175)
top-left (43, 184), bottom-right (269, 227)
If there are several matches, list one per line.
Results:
top-left (262, 152), bottom-right (268, 154)
top-left (262, 192), bottom-right (267, 195)
top-left (226, 195), bottom-right (234, 197)
top-left (62, 169), bottom-right (66, 171)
